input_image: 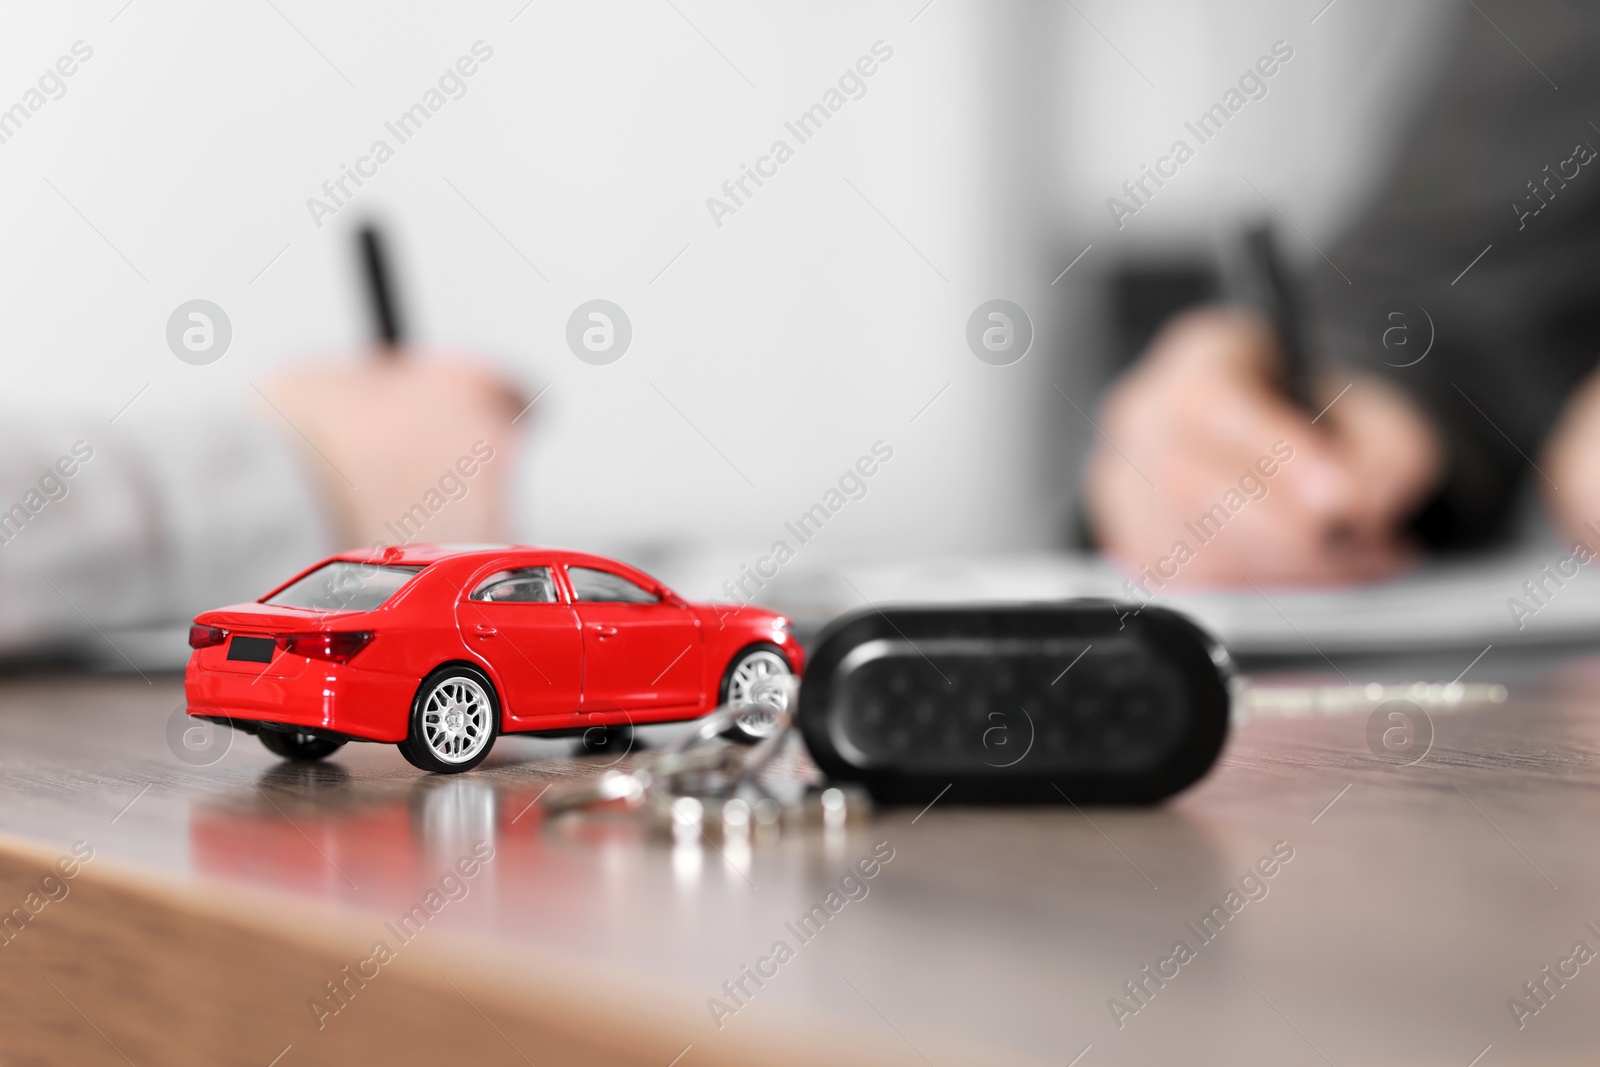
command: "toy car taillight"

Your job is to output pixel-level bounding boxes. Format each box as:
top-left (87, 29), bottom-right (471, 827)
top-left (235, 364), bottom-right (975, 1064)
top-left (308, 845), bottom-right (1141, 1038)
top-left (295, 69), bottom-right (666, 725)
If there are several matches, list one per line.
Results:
top-left (188, 624), bottom-right (227, 649)
top-left (276, 632), bottom-right (375, 664)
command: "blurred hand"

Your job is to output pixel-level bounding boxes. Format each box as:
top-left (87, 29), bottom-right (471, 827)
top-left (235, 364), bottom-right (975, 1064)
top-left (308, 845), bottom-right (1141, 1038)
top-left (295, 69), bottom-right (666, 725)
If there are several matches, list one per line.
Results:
top-left (1540, 363), bottom-right (1600, 549)
top-left (255, 352), bottom-right (526, 549)
top-left (1083, 308), bottom-right (1443, 587)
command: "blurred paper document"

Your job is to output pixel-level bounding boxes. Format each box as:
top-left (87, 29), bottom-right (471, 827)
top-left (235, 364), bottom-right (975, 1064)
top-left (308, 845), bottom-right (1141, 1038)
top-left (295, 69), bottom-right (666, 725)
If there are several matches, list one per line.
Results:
top-left (732, 547), bottom-right (1600, 657)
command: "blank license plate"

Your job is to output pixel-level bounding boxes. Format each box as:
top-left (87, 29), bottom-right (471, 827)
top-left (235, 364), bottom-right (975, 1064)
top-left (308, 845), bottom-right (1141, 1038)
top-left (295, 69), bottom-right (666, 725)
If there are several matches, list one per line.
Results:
top-left (226, 636), bottom-right (276, 663)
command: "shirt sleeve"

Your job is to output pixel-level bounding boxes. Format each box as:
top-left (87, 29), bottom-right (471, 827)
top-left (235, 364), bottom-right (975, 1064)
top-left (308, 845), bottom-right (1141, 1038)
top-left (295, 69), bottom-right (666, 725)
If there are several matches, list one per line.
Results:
top-left (0, 410), bottom-right (334, 656)
top-left (1308, 1), bottom-right (1600, 547)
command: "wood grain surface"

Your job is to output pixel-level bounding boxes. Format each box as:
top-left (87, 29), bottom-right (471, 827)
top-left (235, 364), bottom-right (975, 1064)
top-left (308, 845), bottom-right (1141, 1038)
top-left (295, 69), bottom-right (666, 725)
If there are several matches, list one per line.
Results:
top-left (0, 651), bottom-right (1597, 1066)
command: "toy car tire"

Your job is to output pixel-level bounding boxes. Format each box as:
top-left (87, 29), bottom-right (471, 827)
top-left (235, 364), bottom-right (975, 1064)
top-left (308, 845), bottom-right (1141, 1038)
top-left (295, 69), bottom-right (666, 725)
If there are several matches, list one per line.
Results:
top-left (259, 729), bottom-right (346, 762)
top-left (398, 665), bottom-right (501, 774)
top-left (575, 721), bottom-right (636, 757)
top-left (719, 643), bottom-right (793, 745)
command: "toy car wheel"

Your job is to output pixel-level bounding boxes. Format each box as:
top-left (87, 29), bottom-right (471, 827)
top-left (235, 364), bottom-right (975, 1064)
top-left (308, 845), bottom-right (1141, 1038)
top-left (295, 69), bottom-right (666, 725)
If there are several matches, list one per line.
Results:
top-left (720, 644), bottom-right (793, 744)
top-left (575, 722), bottom-right (636, 758)
top-left (259, 729), bottom-right (346, 762)
top-left (399, 666), bottom-right (501, 773)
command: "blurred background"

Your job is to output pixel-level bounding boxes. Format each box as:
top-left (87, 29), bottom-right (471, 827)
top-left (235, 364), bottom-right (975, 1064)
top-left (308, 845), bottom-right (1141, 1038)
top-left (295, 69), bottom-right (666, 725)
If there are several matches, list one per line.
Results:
top-left (0, 0), bottom-right (1455, 561)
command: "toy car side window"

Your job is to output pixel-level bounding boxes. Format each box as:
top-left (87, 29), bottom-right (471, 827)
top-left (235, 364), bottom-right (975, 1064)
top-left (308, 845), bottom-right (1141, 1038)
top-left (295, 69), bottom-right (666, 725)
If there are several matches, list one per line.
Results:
top-left (469, 567), bottom-right (559, 603)
top-left (567, 566), bottom-right (659, 604)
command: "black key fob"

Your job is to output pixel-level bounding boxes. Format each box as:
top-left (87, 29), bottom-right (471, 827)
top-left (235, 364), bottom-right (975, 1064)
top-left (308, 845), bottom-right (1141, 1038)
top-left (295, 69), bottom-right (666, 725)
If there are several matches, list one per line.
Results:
top-left (797, 601), bottom-right (1232, 805)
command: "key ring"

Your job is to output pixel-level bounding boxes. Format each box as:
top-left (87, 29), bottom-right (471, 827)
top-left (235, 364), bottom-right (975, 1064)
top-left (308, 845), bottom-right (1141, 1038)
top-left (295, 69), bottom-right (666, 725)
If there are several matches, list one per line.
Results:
top-left (540, 675), bottom-right (871, 840)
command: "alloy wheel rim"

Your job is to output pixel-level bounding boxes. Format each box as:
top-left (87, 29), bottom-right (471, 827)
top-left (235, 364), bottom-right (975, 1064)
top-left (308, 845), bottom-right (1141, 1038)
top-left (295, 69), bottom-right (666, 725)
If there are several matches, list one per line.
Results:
top-left (727, 651), bottom-right (791, 737)
top-left (422, 677), bottom-right (492, 763)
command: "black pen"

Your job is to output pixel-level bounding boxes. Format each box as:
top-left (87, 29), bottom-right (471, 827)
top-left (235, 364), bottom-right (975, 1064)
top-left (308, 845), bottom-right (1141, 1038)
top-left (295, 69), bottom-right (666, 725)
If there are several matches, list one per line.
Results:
top-left (358, 223), bottom-right (405, 357)
top-left (1242, 220), bottom-right (1362, 546)
top-left (1242, 221), bottom-right (1314, 411)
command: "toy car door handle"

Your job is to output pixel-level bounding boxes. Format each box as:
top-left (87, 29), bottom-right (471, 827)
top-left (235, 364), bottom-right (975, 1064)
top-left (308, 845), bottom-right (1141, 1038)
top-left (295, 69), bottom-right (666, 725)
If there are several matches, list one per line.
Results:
top-left (472, 623), bottom-right (498, 638)
top-left (589, 624), bottom-right (619, 638)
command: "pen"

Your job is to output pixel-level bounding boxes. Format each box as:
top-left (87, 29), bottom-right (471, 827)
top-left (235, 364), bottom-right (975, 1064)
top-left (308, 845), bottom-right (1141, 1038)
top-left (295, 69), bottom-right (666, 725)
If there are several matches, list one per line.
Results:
top-left (359, 223), bottom-right (404, 357)
top-left (1242, 221), bottom-right (1314, 411)
top-left (1242, 220), bottom-right (1362, 545)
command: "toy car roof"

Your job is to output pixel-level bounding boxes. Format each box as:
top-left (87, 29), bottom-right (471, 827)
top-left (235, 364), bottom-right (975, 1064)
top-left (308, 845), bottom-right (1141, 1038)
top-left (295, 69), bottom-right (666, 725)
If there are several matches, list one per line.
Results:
top-left (336, 543), bottom-right (542, 566)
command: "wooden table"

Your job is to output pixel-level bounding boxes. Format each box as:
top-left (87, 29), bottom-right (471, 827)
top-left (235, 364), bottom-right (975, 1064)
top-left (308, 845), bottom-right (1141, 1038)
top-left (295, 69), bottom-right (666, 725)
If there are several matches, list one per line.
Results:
top-left (1, 649), bottom-right (1597, 1066)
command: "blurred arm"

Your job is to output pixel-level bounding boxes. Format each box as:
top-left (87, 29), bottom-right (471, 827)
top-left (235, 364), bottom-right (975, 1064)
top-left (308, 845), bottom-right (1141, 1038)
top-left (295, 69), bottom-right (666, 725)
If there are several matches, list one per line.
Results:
top-left (0, 355), bottom-right (525, 658)
top-left (0, 415), bottom-right (333, 654)
top-left (1309, 1), bottom-right (1600, 547)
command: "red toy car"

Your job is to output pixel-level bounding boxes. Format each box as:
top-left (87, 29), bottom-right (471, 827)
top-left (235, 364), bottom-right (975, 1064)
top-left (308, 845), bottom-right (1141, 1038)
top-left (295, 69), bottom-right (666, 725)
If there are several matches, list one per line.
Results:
top-left (185, 544), bottom-right (802, 772)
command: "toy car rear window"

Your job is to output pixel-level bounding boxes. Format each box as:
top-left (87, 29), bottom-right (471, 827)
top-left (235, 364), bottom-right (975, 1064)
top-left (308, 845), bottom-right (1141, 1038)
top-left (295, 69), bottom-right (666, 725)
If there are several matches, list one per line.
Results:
top-left (264, 562), bottom-right (425, 612)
